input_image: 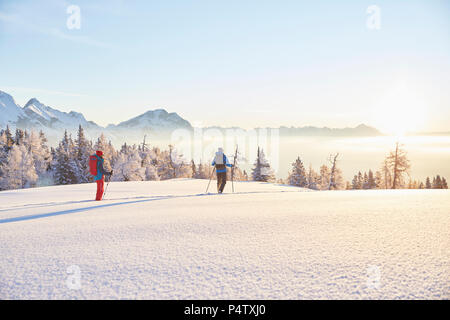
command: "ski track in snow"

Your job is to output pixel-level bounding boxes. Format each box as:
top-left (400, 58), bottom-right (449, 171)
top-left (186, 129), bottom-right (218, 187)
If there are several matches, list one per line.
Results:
top-left (0, 179), bottom-right (449, 299)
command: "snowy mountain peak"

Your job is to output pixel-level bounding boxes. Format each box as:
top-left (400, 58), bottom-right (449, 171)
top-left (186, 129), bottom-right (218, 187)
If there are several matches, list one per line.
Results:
top-left (0, 91), bottom-right (20, 109)
top-left (23, 98), bottom-right (53, 121)
top-left (24, 97), bottom-right (41, 106)
top-left (1, 90), bottom-right (385, 147)
top-left (0, 91), bottom-right (25, 127)
top-left (2, 94), bottom-right (100, 138)
top-left (23, 97), bottom-right (91, 124)
top-left (111, 108), bottom-right (192, 131)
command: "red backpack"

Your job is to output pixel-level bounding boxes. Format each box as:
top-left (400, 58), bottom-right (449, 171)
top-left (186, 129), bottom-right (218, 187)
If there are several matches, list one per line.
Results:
top-left (89, 155), bottom-right (98, 176)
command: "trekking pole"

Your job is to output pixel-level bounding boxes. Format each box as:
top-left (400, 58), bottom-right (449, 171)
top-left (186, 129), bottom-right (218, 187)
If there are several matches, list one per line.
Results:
top-left (206, 167), bottom-right (216, 193)
top-left (103, 170), bottom-right (114, 199)
top-left (231, 145), bottom-right (238, 193)
top-left (231, 169), bottom-right (236, 193)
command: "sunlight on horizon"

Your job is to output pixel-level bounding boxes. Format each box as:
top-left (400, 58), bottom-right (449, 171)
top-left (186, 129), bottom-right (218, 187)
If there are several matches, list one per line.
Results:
top-left (371, 81), bottom-right (428, 136)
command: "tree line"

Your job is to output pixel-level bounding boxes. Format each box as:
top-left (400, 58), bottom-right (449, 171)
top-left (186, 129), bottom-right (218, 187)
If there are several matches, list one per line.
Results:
top-left (0, 125), bottom-right (447, 191)
top-left (0, 125), bottom-right (252, 190)
top-left (285, 142), bottom-right (448, 190)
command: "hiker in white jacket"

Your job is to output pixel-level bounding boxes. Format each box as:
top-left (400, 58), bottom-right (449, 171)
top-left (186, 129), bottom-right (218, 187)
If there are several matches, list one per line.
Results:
top-left (211, 147), bottom-right (233, 193)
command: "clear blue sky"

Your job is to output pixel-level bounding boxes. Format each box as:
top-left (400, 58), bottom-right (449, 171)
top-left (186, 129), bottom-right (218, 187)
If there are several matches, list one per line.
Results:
top-left (1, 0), bottom-right (449, 131)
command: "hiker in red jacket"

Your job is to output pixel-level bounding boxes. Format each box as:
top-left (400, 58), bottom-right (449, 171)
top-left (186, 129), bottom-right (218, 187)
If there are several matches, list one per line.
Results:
top-left (90, 150), bottom-right (112, 201)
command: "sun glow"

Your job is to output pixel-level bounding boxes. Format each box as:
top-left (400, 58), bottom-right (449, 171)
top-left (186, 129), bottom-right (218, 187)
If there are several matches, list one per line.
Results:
top-left (371, 82), bottom-right (428, 137)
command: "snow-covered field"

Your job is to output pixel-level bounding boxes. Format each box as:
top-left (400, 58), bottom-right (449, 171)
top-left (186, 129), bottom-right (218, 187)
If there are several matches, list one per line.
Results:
top-left (0, 179), bottom-right (448, 299)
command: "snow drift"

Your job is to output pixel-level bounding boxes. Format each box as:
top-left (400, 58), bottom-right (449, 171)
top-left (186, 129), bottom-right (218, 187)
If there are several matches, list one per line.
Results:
top-left (0, 179), bottom-right (448, 299)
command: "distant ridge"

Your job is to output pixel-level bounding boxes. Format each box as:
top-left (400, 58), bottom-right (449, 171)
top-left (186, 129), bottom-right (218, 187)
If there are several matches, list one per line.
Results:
top-left (1, 90), bottom-right (386, 145)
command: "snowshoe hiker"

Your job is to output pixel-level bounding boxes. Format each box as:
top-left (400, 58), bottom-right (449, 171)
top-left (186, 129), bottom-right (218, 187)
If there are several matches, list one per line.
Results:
top-left (89, 150), bottom-right (112, 201)
top-left (211, 147), bottom-right (233, 193)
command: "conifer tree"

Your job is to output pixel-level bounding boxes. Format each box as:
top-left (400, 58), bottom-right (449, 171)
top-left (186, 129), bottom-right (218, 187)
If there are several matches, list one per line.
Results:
top-left (14, 128), bottom-right (25, 145)
top-left (367, 170), bottom-right (376, 189)
top-left (288, 157), bottom-right (308, 187)
top-left (5, 125), bottom-right (14, 149)
top-left (74, 125), bottom-right (93, 183)
top-left (442, 177), bottom-right (448, 189)
top-left (145, 164), bottom-right (160, 181)
top-left (251, 147), bottom-right (275, 182)
top-left (0, 144), bottom-right (38, 190)
top-left (0, 130), bottom-right (8, 188)
top-left (307, 164), bottom-right (319, 190)
top-left (375, 171), bottom-right (382, 189)
top-left (319, 165), bottom-right (330, 190)
top-left (53, 131), bottom-right (79, 185)
top-left (433, 175), bottom-right (443, 189)
top-left (425, 177), bottom-right (432, 189)
top-left (362, 172), bottom-right (369, 189)
top-left (24, 131), bottom-right (52, 176)
top-left (191, 160), bottom-right (197, 178)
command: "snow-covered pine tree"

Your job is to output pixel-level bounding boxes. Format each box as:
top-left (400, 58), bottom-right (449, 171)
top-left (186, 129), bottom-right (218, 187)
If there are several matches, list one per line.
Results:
top-left (154, 149), bottom-right (172, 180)
top-left (319, 165), bottom-right (330, 190)
top-left (367, 170), bottom-right (377, 189)
top-left (4, 126), bottom-right (14, 149)
top-left (145, 164), bottom-right (160, 181)
top-left (120, 142), bottom-right (130, 154)
top-left (251, 147), bottom-right (275, 182)
top-left (251, 147), bottom-right (262, 181)
top-left (345, 181), bottom-right (352, 190)
top-left (442, 177), bottom-right (448, 189)
top-left (170, 146), bottom-right (192, 178)
top-left (140, 148), bottom-right (160, 181)
top-left (362, 172), bottom-right (369, 189)
top-left (425, 177), bottom-right (432, 189)
top-left (112, 146), bottom-right (145, 181)
top-left (14, 128), bottom-right (25, 145)
top-left (381, 159), bottom-right (392, 189)
top-left (53, 131), bottom-right (79, 185)
top-left (307, 164), bottom-right (319, 190)
top-left (357, 171), bottom-right (364, 189)
top-left (191, 160), bottom-right (197, 178)
top-left (0, 129), bottom-right (7, 145)
top-left (0, 144), bottom-right (38, 190)
top-left (195, 161), bottom-right (210, 179)
top-left (351, 174), bottom-right (360, 190)
top-left (433, 175), bottom-right (443, 189)
top-left (155, 145), bottom-right (192, 180)
top-left (288, 157), bottom-right (308, 187)
top-left (332, 167), bottom-right (345, 190)
top-left (74, 125), bottom-right (93, 183)
top-left (24, 131), bottom-right (51, 176)
top-left (375, 171), bottom-right (382, 189)
top-left (0, 130), bottom-right (8, 189)
top-left (23, 131), bottom-right (52, 186)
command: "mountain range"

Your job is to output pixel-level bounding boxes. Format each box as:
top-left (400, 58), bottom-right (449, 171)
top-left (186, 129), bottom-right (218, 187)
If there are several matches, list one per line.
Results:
top-left (0, 90), bottom-right (383, 146)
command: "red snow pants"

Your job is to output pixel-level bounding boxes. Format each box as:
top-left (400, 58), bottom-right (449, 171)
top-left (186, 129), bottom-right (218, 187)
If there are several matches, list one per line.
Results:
top-left (95, 177), bottom-right (104, 201)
